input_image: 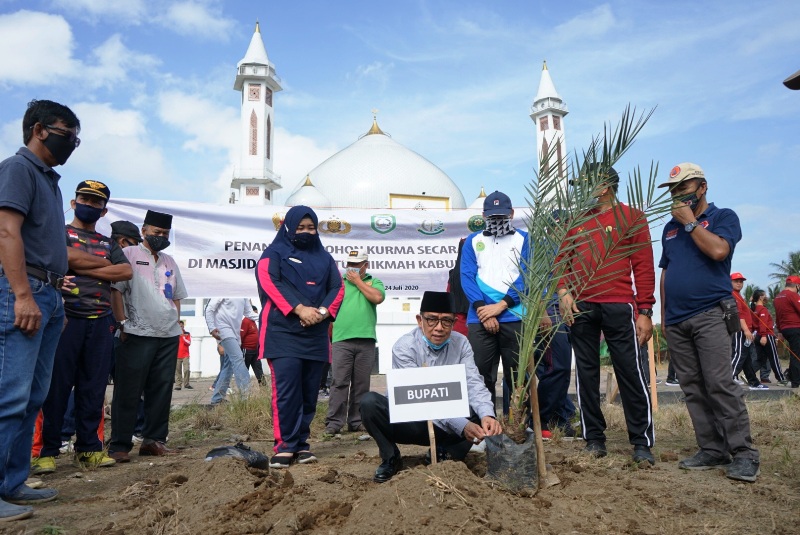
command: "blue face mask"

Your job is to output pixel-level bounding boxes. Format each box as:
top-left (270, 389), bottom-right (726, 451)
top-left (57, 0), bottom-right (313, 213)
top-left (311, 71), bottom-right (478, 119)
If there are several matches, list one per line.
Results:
top-left (74, 203), bottom-right (104, 224)
top-left (424, 336), bottom-right (450, 351)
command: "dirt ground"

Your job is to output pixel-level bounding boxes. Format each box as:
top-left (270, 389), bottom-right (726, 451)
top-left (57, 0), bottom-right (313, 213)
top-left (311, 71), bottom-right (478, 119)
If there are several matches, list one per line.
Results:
top-left (5, 383), bottom-right (800, 535)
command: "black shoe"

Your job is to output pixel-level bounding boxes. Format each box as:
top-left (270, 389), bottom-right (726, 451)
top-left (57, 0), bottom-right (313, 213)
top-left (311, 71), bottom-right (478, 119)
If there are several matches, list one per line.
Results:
top-left (584, 440), bottom-right (607, 458)
top-left (185, 385), bottom-right (193, 389)
top-left (374, 452), bottom-right (402, 483)
top-left (726, 457), bottom-right (760, 482)
top-left (632, 445), bottom-right (655, 465)
top-left (678, 450), bottom-right (732, 470)
top-left (423, 445), bottom-right (453, 465)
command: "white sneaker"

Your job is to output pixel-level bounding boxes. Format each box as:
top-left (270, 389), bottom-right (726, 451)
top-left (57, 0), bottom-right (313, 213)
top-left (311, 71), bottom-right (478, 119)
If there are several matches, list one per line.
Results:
top-left (749, 384), bottom-right (768, 390)
top-left (59, 440), bottom-right (73, 454)
top-left (132, 434), bottom-right (144, 444)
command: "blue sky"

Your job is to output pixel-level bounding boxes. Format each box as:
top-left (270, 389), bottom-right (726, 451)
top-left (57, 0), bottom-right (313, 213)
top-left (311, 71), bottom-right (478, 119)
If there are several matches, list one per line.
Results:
top-left (0, 0), bottom-right (799, 297)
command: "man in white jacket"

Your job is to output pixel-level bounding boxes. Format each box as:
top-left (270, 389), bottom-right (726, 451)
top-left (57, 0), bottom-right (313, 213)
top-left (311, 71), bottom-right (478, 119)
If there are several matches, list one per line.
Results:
top-left (205, 298), bottom-right (259, 405)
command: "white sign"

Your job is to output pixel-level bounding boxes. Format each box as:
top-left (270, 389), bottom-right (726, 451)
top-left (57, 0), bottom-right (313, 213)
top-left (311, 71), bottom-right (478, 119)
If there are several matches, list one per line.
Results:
top-left (101, 199), bottom-right (525, 298)
top-left (386, 364), bottom-right (469, 423)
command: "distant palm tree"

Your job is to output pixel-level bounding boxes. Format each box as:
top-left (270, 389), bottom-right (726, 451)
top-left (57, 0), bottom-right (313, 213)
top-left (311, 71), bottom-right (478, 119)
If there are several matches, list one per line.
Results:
top-left (744, 283), bottom-right (757, 303)
top-left (769, 251), bottom-right (800, 283)
top-left (768, 284), bottom-right (782, 300)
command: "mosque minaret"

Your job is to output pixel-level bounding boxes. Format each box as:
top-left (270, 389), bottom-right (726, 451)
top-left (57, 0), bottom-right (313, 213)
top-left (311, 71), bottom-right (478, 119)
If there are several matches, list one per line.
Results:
top-left (530, 61), bottom-right (569, 182)
top-left (230, 22), bottom-right (282, 205)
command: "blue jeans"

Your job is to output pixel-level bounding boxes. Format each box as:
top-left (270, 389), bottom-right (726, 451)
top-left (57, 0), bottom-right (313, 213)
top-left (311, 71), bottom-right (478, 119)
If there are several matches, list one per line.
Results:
top-left (210, 337), bottom-right (251, 404)
top-left (0, 275), bottom-right (64, 497)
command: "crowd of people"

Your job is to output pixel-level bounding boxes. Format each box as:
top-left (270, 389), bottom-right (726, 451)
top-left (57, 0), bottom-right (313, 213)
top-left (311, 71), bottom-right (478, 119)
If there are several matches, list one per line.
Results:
top-left (1, 98), bottom-right (795, 523)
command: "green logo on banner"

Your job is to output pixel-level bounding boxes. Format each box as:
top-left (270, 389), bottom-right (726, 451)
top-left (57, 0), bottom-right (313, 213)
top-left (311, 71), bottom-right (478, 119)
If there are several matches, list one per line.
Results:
top-left (371, 214), bottom-right (396, 234)
top-left (467, 215), bottom-right (486, 232)
top-left (418, 219), bottom-right (445, 236)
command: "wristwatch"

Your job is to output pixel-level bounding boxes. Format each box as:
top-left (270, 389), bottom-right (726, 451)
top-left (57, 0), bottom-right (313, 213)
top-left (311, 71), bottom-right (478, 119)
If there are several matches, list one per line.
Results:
top-left (116, 319), bottom-right (127, 330)
top-left (638, 309), bottom-right (653, 318)
top-left (684, 221), bottom-right (699, 233)
top-left (318, 307), bottom-right (328, 317)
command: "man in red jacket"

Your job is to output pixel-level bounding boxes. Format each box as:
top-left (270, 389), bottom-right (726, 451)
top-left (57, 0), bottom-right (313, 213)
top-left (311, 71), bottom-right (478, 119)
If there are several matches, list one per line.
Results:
top-left (773, 275), bottom-right (800, 388)
top-left (174, 320), bottom-right (192, 390)
top-left (558, 165), bottom-right (656, 464)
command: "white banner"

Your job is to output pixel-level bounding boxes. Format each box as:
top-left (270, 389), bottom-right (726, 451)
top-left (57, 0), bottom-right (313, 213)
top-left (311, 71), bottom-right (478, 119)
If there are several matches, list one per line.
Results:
top-left (101, 199), bottom-right (526, 298)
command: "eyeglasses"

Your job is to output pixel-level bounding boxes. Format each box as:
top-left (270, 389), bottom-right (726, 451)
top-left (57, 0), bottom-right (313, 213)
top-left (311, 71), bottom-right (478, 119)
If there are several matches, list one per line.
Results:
top-left (421, 315), bottom-right (456, 328)
top-left (45, 125), bottom-right (81, 147)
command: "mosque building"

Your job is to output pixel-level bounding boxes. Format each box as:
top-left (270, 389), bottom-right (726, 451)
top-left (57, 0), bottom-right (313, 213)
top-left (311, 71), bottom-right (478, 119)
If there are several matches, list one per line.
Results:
top-left (188, 23), bottom-right (569, 377)
top-left (227, 24), bottom-right (567, 211)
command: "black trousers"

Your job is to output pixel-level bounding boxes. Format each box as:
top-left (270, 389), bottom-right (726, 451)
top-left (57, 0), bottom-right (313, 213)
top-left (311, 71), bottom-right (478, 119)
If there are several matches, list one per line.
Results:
top-left (243, 349), bottom-right (265, 384)
top-left (467, 321), bottom-right (521, 411)
top-left (571, 302), bottom-right (654, 446)
top-left (41, 315), bottom-right (114, 456)
top-left (755, 335), bottom-right (785, 382)
top-left (360, 392), bottom-right (473, 461)
top-left (535, 307), bottom-right (573, 430)
top-left (110, 334), bottom-right (179, 452)
top-left (782, 328), bottom-right (800, 387)
top-left (730, 331), bottom-right (760, 386)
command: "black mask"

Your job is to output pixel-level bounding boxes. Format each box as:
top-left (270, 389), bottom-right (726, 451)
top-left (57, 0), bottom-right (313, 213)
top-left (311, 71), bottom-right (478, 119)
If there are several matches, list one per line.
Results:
top-left (679, 191), bottom-right (701, 213)
top-left (145, 235), bottom-right (170, 252)
top-left (42, 131), bottom-right (76, 165)
top-left (292, 232), bottom-right (316, 250)
top-left (74, 203), bottom-right (103, 224)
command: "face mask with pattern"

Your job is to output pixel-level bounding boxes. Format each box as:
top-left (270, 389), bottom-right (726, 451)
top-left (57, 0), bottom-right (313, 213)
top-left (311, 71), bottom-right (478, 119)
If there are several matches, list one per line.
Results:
top-left (485, 216), bottom-right (514, 237)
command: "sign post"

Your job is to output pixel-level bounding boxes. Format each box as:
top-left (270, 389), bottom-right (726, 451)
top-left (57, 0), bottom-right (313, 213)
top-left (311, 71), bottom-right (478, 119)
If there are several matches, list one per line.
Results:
top-left (387, 364), bottom-right (470, 465)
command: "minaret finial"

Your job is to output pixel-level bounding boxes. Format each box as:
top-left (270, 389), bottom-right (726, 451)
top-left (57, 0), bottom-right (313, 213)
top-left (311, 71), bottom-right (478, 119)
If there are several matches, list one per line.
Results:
top-left (367, 109), bottom-right (384, 135)
top-left (542, 60), bottom-right (548, 71)
top-left (255, 20), bottom-right (260, 33)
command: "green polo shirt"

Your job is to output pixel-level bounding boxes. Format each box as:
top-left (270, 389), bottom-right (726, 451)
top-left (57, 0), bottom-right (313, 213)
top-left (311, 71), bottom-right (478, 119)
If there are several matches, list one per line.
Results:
top-left (332, 274), bottom-right (385, 342)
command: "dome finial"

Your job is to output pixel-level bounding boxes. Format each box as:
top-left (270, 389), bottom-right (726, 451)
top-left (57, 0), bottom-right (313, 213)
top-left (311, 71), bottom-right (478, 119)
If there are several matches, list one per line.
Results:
top-left (255, 20), bottom-right (260, 33)
top-left (542, 60), bottom-right (548, 71)
top-left (478, 186), bottom-right (487, 198)
top-left (367, 108), bottom-right (384, 136)
top-left (303, 175), bottom-right (313, 186)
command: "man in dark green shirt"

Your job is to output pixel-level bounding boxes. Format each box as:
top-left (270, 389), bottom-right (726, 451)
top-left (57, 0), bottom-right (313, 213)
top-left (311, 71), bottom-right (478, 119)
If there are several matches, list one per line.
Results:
top-left (324, 250), bottom-right (385, 435)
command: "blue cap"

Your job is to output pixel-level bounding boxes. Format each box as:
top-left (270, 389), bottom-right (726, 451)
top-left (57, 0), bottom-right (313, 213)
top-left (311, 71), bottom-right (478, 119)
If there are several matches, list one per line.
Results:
top-left (483, 191), bottom-right (513, 217)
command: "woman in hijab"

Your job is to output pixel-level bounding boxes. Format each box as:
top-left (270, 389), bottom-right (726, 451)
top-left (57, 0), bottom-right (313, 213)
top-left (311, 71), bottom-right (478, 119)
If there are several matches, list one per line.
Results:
top-left (256, 206), bottom-right (344, 468)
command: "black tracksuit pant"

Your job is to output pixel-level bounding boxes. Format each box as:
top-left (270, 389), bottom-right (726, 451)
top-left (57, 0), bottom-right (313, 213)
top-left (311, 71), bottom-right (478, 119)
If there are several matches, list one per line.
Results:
top-left (572, 302), bottom-right (654, 446)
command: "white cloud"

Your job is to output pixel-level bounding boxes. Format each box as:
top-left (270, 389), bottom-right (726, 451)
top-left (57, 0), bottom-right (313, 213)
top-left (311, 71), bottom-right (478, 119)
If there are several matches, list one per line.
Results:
top-left (0, 10), bottom-right (78, 84)
top-left (67, 102), bottom-right (173, 190)
top-left (346, 61), bottom-right (394, 91)
top-left (0, 11), bottom-right (159, 89)
top-left (157, 1), bottom-right (235, 40)
top-left (157, 90), bottom-right (238, 153)
top-left (272, 127), bottom-right (339, 201)
top-left (84, 34), bottom-right (161, 89)
top-left (552, 4), bottom-right (616, 42)
top-left (50, 0), bottom-right (147, 23)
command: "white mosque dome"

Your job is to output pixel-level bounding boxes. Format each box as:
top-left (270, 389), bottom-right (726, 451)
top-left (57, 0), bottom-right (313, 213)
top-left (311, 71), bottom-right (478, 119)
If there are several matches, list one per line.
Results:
top-left (285, 176), bottom-right (331, 208)
top-left (286, 119), bottom-right (467, 209)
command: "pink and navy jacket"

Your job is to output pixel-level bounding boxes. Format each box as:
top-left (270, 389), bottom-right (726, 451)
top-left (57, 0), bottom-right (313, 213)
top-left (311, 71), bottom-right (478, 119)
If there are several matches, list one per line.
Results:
top-left (255, 206), bottom-right (344, 361)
